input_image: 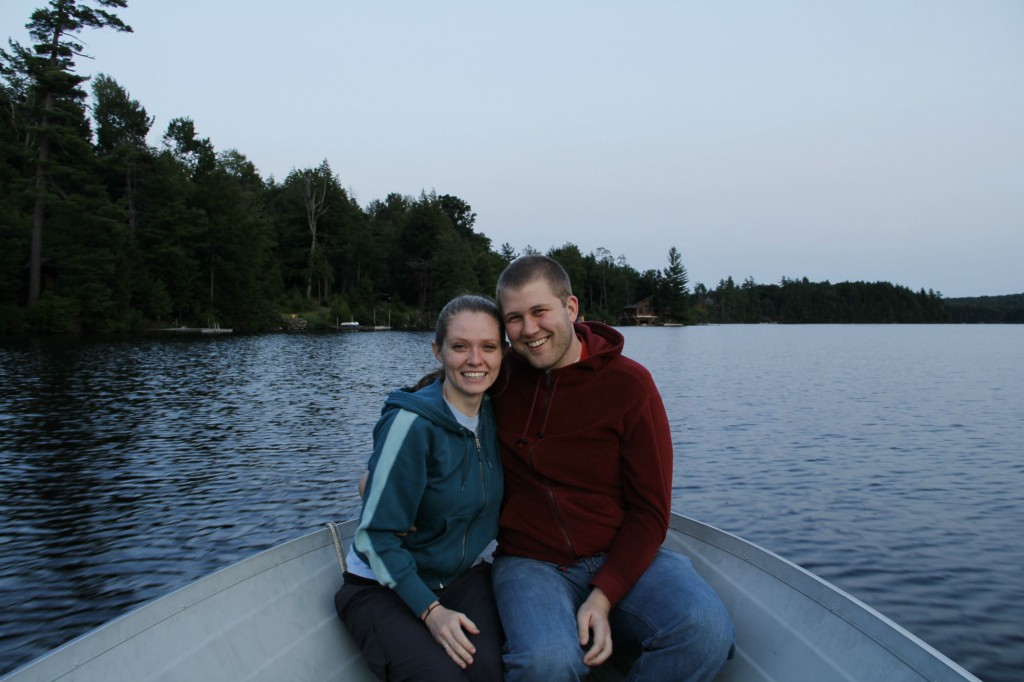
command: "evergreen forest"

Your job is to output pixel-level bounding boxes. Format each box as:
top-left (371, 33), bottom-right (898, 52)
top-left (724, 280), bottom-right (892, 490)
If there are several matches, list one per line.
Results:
top-left (1, 2), bottom-right (1017, 334)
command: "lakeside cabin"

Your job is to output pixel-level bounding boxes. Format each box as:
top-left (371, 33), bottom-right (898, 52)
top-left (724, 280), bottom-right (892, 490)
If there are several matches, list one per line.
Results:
top-left (621, 297), bottom-right (656, 325)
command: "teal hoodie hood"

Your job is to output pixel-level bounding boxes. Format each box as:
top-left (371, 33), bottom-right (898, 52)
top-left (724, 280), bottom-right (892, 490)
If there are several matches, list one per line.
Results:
top-left (353, 379), bottom-right (503, 616)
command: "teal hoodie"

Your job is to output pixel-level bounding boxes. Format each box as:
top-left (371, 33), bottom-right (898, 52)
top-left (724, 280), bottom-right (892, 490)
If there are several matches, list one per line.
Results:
top-left (353, 379), bottom-right (502, 616)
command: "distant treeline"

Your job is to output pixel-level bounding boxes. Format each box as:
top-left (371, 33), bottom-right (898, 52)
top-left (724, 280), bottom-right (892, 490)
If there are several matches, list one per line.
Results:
top-left (1, 3), bottom-right (1020, 333)
top-left (697, 277), bottom-right (949, 324)
top-left (943, 295), bottom-right (1024, 324)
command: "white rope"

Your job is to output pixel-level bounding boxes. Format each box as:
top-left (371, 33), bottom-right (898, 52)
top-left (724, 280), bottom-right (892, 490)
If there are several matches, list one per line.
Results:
top-left (325, 522), bottom-right (348, 573)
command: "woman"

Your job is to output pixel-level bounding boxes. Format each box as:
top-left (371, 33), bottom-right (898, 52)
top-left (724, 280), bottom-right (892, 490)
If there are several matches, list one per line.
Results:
top-left (335, 294), bottom-right (505, 682)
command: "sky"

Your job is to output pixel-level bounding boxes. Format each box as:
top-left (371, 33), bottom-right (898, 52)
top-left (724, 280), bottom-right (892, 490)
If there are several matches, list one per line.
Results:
top-left (3, 1), bottom-right (1022, 298)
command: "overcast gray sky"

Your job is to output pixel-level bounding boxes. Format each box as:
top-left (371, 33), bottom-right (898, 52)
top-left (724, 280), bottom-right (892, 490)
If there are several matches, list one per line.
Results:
top-left (4, 1), bottom-right (1021, 297)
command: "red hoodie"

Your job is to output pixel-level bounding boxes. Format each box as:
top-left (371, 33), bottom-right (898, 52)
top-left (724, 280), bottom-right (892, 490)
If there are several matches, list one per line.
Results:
top-left (491, 321), bottom-right (672, 606)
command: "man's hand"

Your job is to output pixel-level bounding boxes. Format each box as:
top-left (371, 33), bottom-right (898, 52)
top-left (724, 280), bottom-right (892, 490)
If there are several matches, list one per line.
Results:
top-left (577, 587), bottom-right (613, 667)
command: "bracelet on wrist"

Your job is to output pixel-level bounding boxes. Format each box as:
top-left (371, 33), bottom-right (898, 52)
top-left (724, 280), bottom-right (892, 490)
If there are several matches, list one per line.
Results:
top-left (422, 601), bottom-right (441, 622)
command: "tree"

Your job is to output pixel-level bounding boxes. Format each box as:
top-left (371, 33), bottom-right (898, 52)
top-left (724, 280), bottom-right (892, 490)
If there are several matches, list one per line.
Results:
top-left (714, 276), bottom-right (739, 323)
top-left (636, 269), bottom-right (660, 303)
top-left (358, 192), bottom-right (409, 299)
top-left (546, 243), bottom-right (587, 301)
top-left (0, 62), bottom-right (31, 310)
top-left (499, 243), bottom-right (517, 263)
top-left (202, 150), bottom-right (278, 330)
top-left (433, 224), bottom-right (478, 305)
top-left (660, 246), bottom-right (690, 322)
top-left (92, 74), bottom-right (151, 155)
top-left (273, 160), bottom-right (359, 305)
top-left (437, 194), bottom-right (497, 289)
top-left (302, 162), bottom-right (329, 300)
top-left (162, 117), bottom-right (214, 179)
top-left (5, 0), bottom-right (132, 306)
top-left (396, 193), bottom-right (450, 314)
top-left (157, 117), bottom-right (217, 317)
top-left (91, 74), bottom-right (153, 317)
top-left (92, 73), bottom-right (152, 230)
top-left (592, 247), bottom-right (614, 313)
top-left (437, 194), bottom-right (476, 236)
top-left (129, 144), bottom-right (206, 323)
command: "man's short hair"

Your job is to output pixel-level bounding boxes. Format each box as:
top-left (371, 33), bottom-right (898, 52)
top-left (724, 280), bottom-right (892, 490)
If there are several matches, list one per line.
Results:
top-left (497, 255), bottom-right (573, 303)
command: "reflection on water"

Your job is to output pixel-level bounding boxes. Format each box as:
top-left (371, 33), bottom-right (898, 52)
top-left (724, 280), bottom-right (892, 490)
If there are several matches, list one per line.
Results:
top-left (0, 332), bottom-right (434, 672)
top-left (626, 324), bottom-right (1024, 682)
top-left (1, 326), bottom-right (1022, 681)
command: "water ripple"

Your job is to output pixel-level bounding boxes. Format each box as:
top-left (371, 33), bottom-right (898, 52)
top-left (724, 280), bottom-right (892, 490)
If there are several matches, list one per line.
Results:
top-left (2, 326), bottom-right (1023, 681)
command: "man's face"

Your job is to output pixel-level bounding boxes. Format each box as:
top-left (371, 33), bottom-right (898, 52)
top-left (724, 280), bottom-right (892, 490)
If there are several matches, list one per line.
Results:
top-left (499, 278), bottom-right (579, 371)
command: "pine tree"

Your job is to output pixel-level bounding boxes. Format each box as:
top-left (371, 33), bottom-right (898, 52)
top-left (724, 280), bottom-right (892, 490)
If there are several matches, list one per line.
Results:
top-left (660, 246), bottom-right (690, 322)
top-left (2, 0), bottom-right (131, 306)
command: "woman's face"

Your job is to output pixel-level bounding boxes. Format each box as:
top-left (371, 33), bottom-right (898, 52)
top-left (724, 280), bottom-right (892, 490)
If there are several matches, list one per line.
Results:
top-left (432, 311), bottom-right (504, 409)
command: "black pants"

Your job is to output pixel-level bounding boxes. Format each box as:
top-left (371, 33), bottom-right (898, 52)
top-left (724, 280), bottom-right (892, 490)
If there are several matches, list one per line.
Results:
top-left (335, 563), bottom-right (504, 682)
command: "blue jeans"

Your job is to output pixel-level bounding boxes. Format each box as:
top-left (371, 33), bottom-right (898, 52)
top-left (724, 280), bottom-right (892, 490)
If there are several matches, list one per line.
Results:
top-left (492, 549), bottom-right (734, 682)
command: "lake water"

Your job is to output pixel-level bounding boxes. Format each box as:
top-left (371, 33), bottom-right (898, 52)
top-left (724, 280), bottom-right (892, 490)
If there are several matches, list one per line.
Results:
top-left (1, 326), bottom-right (1021, 680)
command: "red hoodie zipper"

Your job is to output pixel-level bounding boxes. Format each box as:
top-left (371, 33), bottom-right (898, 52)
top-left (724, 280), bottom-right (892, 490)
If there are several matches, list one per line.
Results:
top-left (532, 369), bottom-right (578, 560)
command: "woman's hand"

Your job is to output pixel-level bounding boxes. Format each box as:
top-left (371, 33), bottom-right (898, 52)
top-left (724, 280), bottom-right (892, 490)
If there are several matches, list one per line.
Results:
top-left (422, 601), bottom-right (479, 669)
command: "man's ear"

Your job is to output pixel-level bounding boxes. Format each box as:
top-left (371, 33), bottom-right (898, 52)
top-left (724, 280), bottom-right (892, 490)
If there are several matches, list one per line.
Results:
top-left (566, 295), bottom-right (580, 322)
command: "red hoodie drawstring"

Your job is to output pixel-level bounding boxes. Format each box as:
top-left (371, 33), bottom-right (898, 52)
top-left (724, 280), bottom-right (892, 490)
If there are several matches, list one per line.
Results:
top-left (516, 372), bottom-right (559, 445)
top-left (516, 378), bottom-right (543, 446)
top-left (536, 375), bottom-right (558, 439)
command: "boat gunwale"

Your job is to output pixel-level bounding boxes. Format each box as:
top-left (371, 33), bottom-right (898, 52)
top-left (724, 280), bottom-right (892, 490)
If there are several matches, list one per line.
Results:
top-left (668, 514), bottom-right (980, 682)
top-left (0, 528), bottom-right (339, 681)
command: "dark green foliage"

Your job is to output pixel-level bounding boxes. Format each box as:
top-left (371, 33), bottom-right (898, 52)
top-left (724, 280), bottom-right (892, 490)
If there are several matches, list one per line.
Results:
top-left (499, 242), bottom-right (517, 263)
top-left (200, 150), bottom-right (280, 331)
top-left (0, 5), bottom-right (1008, 333)
top-left (0, 60), bottom-right (32, 308)
top-left (945, 294), bottom-right (1024, 323)
top-left (92, 73), bottom-right (152, 155)
top-left (694, 277), bottom-right (951, 324)
top-left (2, 0), bottom-right (132, 308)
top-left (24, 292), bottom-right (80, 332)
top-left (659, 247), bottom-right (689, 322)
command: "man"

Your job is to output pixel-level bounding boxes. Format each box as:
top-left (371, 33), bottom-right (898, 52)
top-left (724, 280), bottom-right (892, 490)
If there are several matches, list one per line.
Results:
top-left (490, 255), bottom-right (734, 681)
